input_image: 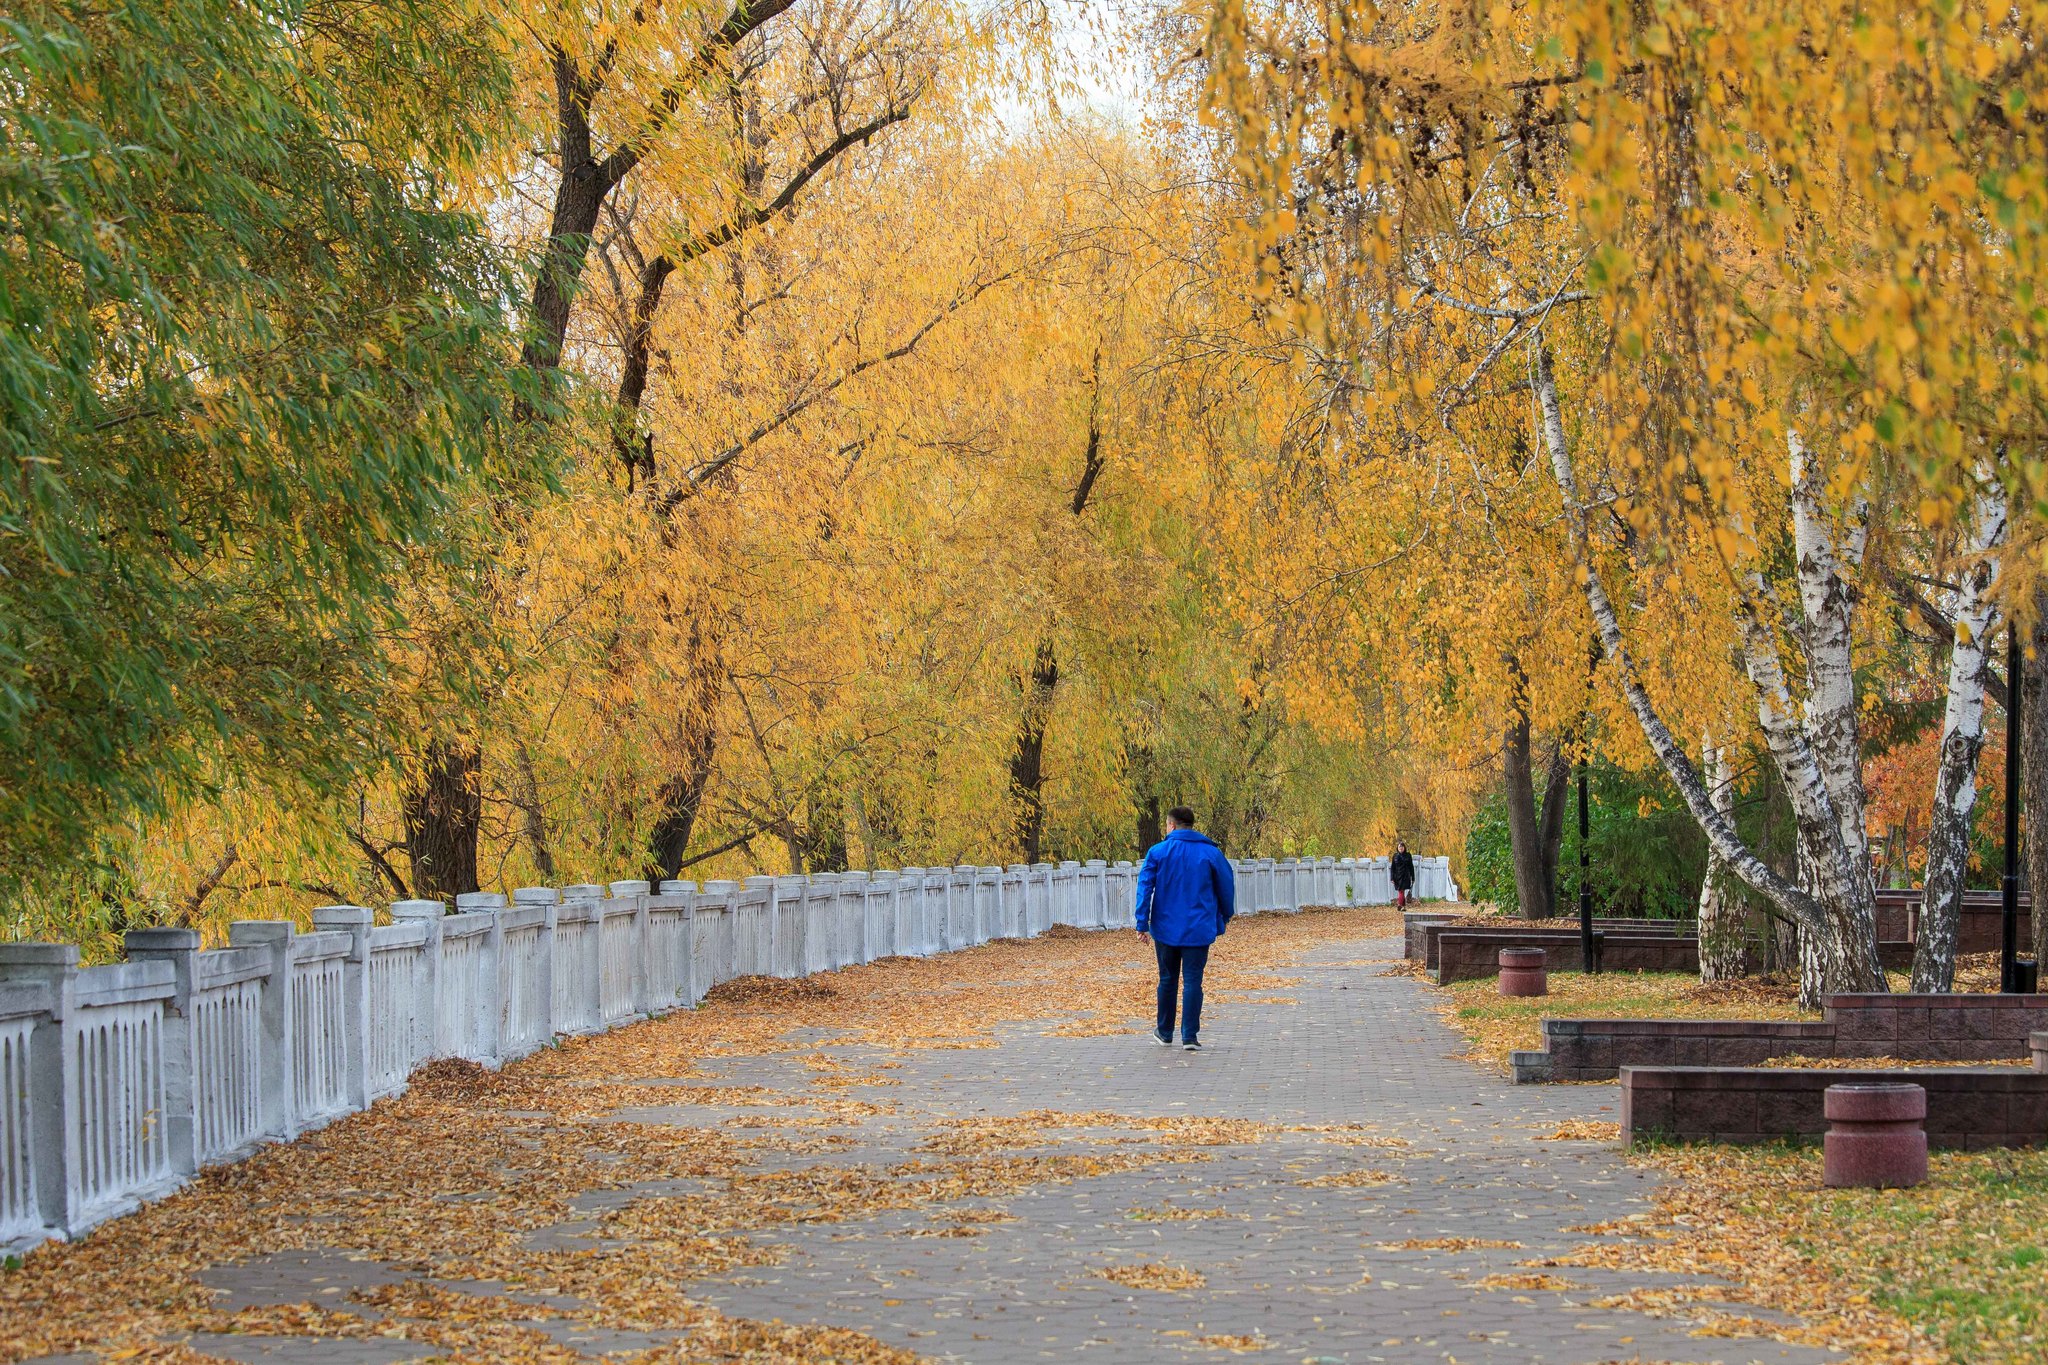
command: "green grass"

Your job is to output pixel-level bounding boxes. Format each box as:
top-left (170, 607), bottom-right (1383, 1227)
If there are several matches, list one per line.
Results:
top-left (1641, 1142), bottom-right (2048, 1362)
top-left (1434, 969), bottom-right (1808, 1072)
top-left (1820, 1151), bottom-right (2048, 1360)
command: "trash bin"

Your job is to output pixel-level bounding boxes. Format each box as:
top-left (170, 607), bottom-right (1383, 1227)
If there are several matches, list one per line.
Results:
top-left (1823, 1083), bottom-right (1927, 1189)
top-left (1498, 947), bottom-right (1548, 997)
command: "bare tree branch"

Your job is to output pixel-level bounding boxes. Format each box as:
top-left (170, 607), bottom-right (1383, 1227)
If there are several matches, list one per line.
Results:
top-left (652, 266), bottom-right (1033, 514)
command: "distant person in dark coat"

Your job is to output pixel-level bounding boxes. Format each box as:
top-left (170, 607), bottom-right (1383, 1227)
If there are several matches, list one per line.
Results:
top-left (1390, 841), bottom-right (1416, 909)
top-left (1134, 806), bottom-right (1236, 1051)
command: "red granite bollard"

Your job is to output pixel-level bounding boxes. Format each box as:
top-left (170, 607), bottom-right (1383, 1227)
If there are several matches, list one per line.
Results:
top-left (1498, 947), bottom-right (1548, 997)
top-left (1823, 1083), bottom-right (1927, 1189)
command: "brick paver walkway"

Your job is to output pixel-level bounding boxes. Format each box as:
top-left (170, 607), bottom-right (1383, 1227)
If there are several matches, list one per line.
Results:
top-left (659, 936), bottom-right (1834, 1364)
top-left (23, 925), bottom-right (1836, 1365)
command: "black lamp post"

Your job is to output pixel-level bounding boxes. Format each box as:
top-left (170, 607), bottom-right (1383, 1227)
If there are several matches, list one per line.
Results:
top-left (2003, 619), bottom-right (2026, 992)
top-left (1578, 750), bottom-right (1596, 974)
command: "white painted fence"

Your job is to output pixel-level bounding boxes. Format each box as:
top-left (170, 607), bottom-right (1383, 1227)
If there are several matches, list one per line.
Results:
top-left (0, 851), bottom-right (1451, 1252)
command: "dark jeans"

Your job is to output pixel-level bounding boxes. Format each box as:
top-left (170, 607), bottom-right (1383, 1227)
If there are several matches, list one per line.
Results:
top-left (1155, 941), bottom-right (1210, 1043)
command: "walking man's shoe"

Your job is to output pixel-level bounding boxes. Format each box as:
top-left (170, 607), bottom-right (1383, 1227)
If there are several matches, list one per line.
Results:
top-left (1182, 1039), bottom-right (1203, 1051)
top-left (1153, 1028), bottom-right (1173, 1047)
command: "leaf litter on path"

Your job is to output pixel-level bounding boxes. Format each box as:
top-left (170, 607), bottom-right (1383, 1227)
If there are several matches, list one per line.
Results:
top-left (0, 906), bottom-right (1399, 1362)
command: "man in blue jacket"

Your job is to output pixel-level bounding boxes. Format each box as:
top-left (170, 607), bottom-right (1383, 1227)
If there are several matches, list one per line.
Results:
top-left (1135, 806), bottom-right (1236, 1051)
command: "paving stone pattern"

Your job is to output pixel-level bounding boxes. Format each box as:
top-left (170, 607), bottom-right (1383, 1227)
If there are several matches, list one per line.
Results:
top-left (662, 939), bottom-right (1837, 1364)
top-left (36, 931), bottom-right (1840, 1365)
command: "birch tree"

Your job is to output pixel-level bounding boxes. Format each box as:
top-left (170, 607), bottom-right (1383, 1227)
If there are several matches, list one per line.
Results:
top-left (1911, 489), bottom-right (2008, 991)
top-left (1696, 733), bottom-right (1750, 981)
top-left (1536, 352), bottom-right (1886, 999)
top-left (1189, 0), bottom-right (2048, 999)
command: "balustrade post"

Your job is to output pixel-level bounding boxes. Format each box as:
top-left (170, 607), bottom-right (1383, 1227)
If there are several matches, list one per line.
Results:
top-left (999, 866), bottom-right (1025, 938)
top-left (945, 867), bottom-right (972, 949)
top-left (836, 872), bottom-right (868, 967)
top-left (767, 875), bottom-right (801, 977)
top-left (970, 867), bottom-right (996, 944)
top-left (513, 887), bottom-right (559, 1045)
top-left (692, 880), bottom-right (738, 993)
top-left (892, 869), bottom-right (921, 956)
top-left (390, 900), bottom-right (444, 1059)
top-left (561, 886), bottom-right (606, 1033)
top-left (0, 944), bottom-right (80, 1236)
top-left (1083, 860), bottom-right (1108, 928)
top-left (923, 868), bottom-right (948, 954)
top-left (1053, 861), bottom-right (1077, 926)
top-left (225, 921), bottom-right (295, 1138)
top-left (734, 876), bottom-right (767, 978)
top-left (309, 906), bottom-right (373, 1111)
top-left (648, 880), bottom-right (696, 1009)
top-left (123, 929), bottom-right (201, 1178)
top-left (456, 892), bottom-right (506, 1066)
top-left (860, 872), bottom-right (888, 962)
top-left (806, 874), bottom-right (838, 974)
top-left (612, 880), bottom-right (653, 1015)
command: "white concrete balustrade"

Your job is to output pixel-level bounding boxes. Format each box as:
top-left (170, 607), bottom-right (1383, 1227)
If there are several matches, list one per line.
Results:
top-left (0, 851), bottom-right (1451, 1252)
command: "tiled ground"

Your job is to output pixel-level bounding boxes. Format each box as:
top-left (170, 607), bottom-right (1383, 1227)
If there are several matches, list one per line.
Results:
top-left (23, 928), bottom-right (1838, 1364)
top-left (649, 938), bottom-right (1835, 1364)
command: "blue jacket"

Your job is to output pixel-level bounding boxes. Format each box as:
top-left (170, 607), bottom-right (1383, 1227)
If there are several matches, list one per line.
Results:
top-left (1135, 829), bottom-right (1236, 946)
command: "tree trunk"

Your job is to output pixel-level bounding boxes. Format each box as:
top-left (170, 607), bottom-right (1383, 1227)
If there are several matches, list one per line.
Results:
top-left (414, 53), bottom-right (612, 890)
top-left (1697, 732), bottom-right (1750, 981)
top-left (644, 715), bottom-right (717, 886)
top-left (511, 741), bottom-right (557, 881)
top-left (805, 788), bottom-right (849, 873)
top-left (1771, 915), bottom-right (1800, 979)
top-left (644, 621), bottom-right (725, 885)
top-left (1007, 364), bottom-right (1105, 864)
top-left (403, 739), bottom-right (482, 902)
top-left (2029, 581), bottom-right (2048, 968)
top-left (1912, 493), bottom-right (2006, 991)
top-left (1756, 759), bottom-right (1801, 979)
top-left (1501, 666), bottom-right (1553, 917)
top-left (1786, 430), bottom-right (1874, 881)
top-left (1137, 793), bottom-right (1161, 856)
top-left (523, 161), bottom-right (608, 376)
top-left (1009, 638), bottom-right (1059, 863)
top-left (1795, 841), bottom-right (1827, 999)
top-left (1534, 348), bottom-right (1883, 1005)
top-left (613, 253), bottom-right (676, 482)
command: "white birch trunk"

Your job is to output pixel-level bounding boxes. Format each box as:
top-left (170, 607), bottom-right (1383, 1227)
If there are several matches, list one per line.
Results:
top-left (1788, 432), bottom-right (1873, 878)
top-left (1533, 349), bottom-right (1884, 1005)
top-left (1912, 492), bottom-right (2007, 992)
top-left (1696, 732), bottom-right (1750, 981)
top-left (1732, 586), bottom-right (1886, 1003)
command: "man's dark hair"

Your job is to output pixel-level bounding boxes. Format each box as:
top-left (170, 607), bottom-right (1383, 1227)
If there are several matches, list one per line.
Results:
top-left (1167, 806), bottom-right (1196, 828)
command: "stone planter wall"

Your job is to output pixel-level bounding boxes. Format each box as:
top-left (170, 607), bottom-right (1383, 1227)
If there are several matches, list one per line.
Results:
top-left (1621, 1064), bottom-right (2048, 1149)
top-left (1517, 994), bottom-right (2048, 1082)
top-left (1407, 915), bottom-right (1695, 969)
top-left (1434, 930), bottom-right (1701, 984)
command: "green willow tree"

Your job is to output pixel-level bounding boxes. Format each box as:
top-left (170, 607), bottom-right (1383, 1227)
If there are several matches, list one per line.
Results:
top-left (0, 0), bottom-right (552, 893)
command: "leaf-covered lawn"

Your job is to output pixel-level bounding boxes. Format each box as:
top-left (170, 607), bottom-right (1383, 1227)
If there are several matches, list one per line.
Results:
top-left (1417, 957), bottom-right (2042, 1360)
top-left (1431, 970), bottom-right (1812, 1074)
top-left (1549, 1141), bottom-right (2048, 1364)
